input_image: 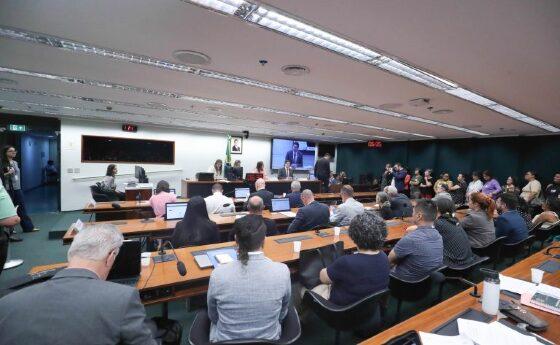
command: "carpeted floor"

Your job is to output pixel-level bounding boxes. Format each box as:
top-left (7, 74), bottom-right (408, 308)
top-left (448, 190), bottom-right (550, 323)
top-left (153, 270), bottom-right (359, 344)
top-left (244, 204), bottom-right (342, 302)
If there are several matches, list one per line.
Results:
top-left (1, 211), bottom-right (524, 345)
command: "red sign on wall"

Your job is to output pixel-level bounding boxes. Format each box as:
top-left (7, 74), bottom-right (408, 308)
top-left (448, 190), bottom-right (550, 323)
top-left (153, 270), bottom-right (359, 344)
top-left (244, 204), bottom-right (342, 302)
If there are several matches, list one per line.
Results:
top-left (367, 140), bottom-right (383, 148)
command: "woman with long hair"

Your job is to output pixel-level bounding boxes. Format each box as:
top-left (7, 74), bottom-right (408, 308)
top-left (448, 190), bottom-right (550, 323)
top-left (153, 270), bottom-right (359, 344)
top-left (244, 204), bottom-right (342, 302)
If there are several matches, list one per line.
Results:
top-left (419, 168), bottom-right (434, 199)
top-left (1, 145), bottom-right (38, 233)
top-left (208, 159), bottom-right (224, 180)
top-left (460, 192), bottom-right (496, 248)
top-left (170, 196), bottom-right (219, 248)
top-left (481, 170), bottom-right (501, 199)
top-left (502, 176), bottom-right (520, 196)
top-left (100, 164), bottom-right (125, 200)
top-left (252, 161), bottom-right (268, 180)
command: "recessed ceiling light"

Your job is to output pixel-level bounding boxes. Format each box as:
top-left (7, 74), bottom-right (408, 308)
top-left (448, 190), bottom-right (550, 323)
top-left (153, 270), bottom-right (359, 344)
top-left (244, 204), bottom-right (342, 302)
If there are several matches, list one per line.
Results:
top-left (0, 78), bottom-right (17, 85)
top-left (172, 50), bottom-right (211, 65)
top-left (432, 109), bottom-right (453, 115)
top-left (281, 65), bottom-right (310, 76)
top-left (379, 103), bottom-right (402, 110)
top-left (146, 102), bottom-right (168, 109)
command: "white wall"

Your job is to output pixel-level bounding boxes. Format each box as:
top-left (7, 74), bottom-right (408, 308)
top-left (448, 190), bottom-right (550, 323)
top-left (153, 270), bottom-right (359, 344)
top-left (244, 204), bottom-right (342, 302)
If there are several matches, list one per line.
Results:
top-left (60, 119), bottom-right (271, 211)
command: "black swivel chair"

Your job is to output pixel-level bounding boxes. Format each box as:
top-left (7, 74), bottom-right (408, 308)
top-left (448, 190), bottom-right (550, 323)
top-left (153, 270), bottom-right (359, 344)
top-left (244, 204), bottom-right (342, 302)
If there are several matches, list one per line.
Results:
top-left (188, 306), bottom-right (301, 345)
top-left (530, 221), bottom-right (560, 250)
top-left (89, 184), bottom-right (119, 202)
top-left (443, 255), bottom-right (489, 279)
top-left (471, 236), bottom-right (507, 269)
top-left (303, 289), bottom-right (390, 345)
top-left (500, 235), bottom-right (536, 265)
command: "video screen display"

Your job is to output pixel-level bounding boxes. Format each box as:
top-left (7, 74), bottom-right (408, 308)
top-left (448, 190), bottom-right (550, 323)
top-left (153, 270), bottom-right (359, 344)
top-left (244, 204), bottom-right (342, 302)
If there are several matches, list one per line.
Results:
top-left (81, 135), bottom-right (174, 164)
top-left (271, 139), bottom-right (316, 170)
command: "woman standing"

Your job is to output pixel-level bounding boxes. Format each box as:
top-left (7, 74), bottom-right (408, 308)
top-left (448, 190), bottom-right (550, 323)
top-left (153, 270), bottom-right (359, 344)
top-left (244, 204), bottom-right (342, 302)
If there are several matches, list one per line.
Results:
top-left (419, 169), bottom-right (434, 199)
top-left (450, 173), bottom-right (467, 205)
top-left (481, 170), bottom-right (501, 199)
top-left (100, 164), bottom-right (125, 200)
top-left (520, 171), bottom-right (542, 206)
top-left (1, 145), bottom-right (38, 233)
top-left (409, 168), bottom-right (422, 199)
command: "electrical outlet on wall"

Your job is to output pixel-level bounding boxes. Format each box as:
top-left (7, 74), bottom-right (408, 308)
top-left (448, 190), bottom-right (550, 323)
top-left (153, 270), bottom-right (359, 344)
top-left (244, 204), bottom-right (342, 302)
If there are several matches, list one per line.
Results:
top-left (67, 168), bottom-right (74, 173)
top-left (74, 168), bottom-right (80, 174)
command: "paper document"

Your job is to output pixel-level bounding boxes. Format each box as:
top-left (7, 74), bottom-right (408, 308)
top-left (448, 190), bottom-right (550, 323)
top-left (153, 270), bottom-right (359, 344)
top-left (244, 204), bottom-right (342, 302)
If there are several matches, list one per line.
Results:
top-left (280, 211), bottom-right (297, 217)
top-left (499, 274), bottom-right (537, 295)
top-left (457, 319), bottom-right (540, 345)
top-left (419, 332), bottom-right (473, 345)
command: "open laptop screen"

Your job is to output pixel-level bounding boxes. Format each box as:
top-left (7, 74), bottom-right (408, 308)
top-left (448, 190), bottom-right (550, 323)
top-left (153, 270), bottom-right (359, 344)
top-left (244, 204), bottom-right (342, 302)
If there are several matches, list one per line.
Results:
top-left (107, 240), bottom-right (141, 280)
top-left (234, 188), bottom-right (251, 199)
top-left (165, 202), bottom-right (188, 220)
top-left (271, 198), bottom-right (291, 212)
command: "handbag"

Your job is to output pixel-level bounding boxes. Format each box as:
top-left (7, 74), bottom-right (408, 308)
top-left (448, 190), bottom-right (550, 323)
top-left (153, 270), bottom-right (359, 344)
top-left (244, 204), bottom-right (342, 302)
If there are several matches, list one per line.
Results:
top-left (298, 241), bottom-right (344, 289)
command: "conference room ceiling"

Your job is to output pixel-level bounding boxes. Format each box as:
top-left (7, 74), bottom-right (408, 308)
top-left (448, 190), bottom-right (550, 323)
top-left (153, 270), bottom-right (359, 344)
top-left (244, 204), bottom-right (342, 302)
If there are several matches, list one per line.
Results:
top-left (0, 0), bottom-right (558, 143)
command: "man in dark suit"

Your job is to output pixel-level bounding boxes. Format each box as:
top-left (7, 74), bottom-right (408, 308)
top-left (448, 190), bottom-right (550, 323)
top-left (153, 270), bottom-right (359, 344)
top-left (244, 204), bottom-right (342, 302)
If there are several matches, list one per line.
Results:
top-left (386, 186), bottom-right (413, 218)
top-left (277, 160), bottom-right (294, 180)
top-left (314, 152), bottom-right (332, 191)
top-left (245, 178), bottom-right (274, 210)
top-left (286, 180), bottom-right (304, 208)
top-left (285, 141), bottom-right (303, 168)
top-left (230, 196), bottom-right (277, 240)
top-left (287, 189), bottom-right (329, 233)
top-left (0, 224), bottom-right (159, 345)
top-left (392, 162), bottom-right (408, 193)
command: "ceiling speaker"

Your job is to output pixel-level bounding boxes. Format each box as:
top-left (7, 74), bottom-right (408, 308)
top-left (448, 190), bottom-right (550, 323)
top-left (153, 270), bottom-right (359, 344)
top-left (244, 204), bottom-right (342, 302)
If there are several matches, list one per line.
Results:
top-left (172, 50), bottom-right (211, 65)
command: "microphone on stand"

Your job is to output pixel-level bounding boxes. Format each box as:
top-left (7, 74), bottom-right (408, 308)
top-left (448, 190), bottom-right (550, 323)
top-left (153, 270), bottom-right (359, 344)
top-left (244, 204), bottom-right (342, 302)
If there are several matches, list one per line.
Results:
top-left (155, 240), bottom-right (187, 276)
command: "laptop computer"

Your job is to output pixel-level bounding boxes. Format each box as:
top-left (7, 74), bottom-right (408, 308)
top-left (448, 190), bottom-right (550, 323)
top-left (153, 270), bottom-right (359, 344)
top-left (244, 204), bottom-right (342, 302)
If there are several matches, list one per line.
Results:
top-left (271, 198), bottom-right (291, 212)
top-left (234, 187), bottom-right (251, 199)
top-left (107, 240), bottom-right (141, 286)
top-left (165, 202), bottom-right (188, 220)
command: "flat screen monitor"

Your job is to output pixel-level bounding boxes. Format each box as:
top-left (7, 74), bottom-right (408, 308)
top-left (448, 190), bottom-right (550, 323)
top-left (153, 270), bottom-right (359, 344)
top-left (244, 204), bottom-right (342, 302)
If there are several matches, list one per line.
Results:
top-left (271, 198), bottom-right (291, 212)
top-left (271, 139), bottom-right (316, 170)
top-left (234, 188), bottom-right (251, 199)
top-left (107, 240), bottom-right (141, 280)
top-left (232, 167), bottom-right (243, 180)
top-left (81, 135), bottom-right (174, 164)
top-left (245, 173), bottom-right (263, 183)
top-left (165, 202), bottom-right (188, 220)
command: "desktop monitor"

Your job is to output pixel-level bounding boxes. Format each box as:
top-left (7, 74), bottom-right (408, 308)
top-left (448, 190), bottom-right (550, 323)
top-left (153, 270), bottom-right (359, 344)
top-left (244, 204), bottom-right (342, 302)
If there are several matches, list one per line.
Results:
top-left (134, 165), bottom-right (148, 183)
top-left (232, 166), bottom-right (243, 180)
top-left (234, 187), bottom-right (251, 199)
top-left (245, 173), bottom-right (263, 183)
top-left (165, 202), bottom-right (188, 220)
top-left (271, 198), bottom-right (291, 212)
top-left (196, 172), bottom-right (215, 181)
top-left (107, 240), bottom-right (141, 281)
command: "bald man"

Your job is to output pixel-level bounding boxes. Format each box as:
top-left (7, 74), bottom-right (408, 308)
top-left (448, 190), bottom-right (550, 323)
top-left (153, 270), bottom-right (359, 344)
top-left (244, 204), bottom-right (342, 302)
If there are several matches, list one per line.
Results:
top-left (286, 189), bottom-right (329, 233)
top-left (230, 196), bottom-right (278, 240)
top-left (244, 178), bottom-right (274, 210)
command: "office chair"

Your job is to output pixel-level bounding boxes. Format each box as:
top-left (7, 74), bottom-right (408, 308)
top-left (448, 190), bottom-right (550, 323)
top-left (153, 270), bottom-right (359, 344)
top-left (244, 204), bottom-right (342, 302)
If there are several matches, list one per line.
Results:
top-left (500, 235), bottom-right (535, 265)
top-left (471, 236), bottom-right (506, 270)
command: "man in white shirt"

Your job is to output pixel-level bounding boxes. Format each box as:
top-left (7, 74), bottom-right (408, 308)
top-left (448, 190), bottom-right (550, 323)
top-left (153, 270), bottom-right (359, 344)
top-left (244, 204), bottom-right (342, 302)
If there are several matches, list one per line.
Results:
top-left (466, 171), bottom-right (483, 199)
top-left (329, 185), bottom-right (365, 226)
top-left (205, 183), bottom-right (235, 215)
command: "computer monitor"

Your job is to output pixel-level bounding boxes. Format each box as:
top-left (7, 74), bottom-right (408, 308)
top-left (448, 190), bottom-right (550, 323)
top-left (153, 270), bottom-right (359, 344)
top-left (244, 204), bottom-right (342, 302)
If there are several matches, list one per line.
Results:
top-left (232, 166), bottom-right (243, 180)
top-left (134, 165), bottom-right (148, 183)
top-left (308, 172), bottom-right (315, 180)
top-left (165, 202), bottom-right (188, 220)
top-left (196, 172), bottom-right (215, 181)
top-left (234, 188), bottom-right (251, 199)
top-left (245, 173), bottom-right (263, 183)
top-left (107, 240), bottom-right (141, 281)
top-left (271, 198), bottom-right (291, 212)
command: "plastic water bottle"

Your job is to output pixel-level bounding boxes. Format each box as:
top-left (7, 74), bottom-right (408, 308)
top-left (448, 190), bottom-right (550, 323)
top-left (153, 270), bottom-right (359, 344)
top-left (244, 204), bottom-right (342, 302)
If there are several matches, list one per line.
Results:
top-left (481, 268), bottom-right (500, 315)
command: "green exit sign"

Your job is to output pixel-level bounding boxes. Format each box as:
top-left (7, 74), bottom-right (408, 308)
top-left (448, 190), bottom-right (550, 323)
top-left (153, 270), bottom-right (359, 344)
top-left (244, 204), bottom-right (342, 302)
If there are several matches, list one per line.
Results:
top-left (8, 124), bottom-right (27, 132)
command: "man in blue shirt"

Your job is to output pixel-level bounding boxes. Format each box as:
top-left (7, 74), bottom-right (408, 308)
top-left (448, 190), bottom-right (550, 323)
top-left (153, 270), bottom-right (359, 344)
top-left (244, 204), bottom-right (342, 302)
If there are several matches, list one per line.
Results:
top-left (389, 199), bottom-right (443, 281)
top-left (495, 193), bottom-right (528, 244)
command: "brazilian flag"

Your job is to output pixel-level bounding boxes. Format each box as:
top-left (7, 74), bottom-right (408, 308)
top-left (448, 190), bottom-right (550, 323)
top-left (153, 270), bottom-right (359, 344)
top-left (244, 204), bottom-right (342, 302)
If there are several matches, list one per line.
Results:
top-left (225, 134), bottom-right (232, 165)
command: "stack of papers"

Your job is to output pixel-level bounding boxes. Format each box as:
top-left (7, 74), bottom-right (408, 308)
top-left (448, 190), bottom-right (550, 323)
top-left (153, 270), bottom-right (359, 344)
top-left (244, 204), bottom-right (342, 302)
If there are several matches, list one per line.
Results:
top-left (280, 211), bottom-right (297, 217)
top-left (499, 274), bottom-right (537, 295)
top-left (419, 319), bottom-right (541, 345)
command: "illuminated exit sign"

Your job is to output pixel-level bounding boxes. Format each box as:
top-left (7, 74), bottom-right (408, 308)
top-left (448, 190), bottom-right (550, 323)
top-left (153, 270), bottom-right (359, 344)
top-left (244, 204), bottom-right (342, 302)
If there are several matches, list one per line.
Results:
top-left (8, 124), bottom-right (27, 132)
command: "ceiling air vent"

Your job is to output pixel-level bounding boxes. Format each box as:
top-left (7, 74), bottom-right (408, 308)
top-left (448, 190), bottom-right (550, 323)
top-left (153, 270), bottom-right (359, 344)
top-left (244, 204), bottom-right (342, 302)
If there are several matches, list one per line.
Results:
top-left (281, 65), bottom-right (310, 76)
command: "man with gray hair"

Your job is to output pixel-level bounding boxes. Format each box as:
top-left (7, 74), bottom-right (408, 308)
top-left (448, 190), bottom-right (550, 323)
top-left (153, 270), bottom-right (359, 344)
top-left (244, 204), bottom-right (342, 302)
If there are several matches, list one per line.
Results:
top-left (286, 180), bottom-right (304, 208)
top-left (0, 224), bottom-right (158, 345)
top-left (329, 185), bottom-right (365, 226)
top-left (230, 196), bottom-right (278, 239)
top-left (385, 185), bottom-right (413, 218)
top-left (287, 189), bottom-right (329, 233)
top-left (245, 178), bottom-right (274, 210)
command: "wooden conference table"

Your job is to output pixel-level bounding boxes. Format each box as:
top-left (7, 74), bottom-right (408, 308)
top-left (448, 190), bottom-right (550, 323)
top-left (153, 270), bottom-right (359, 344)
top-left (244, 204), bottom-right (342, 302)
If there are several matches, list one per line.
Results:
top-left (33, 220), bottom-right (411, 306)
top-left (361, 243), bottom-right (560, 344)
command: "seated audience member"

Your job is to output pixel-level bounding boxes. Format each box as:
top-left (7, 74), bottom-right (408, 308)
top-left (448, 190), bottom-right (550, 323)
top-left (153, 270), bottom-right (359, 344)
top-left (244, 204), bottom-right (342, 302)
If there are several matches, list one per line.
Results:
top-left (149, 180), bottom-right (177, 217)
top-left (171, 196), bottom-right (219, 248)
top-left (337, 171), bottom-right (348, 184)
top-left (520, 170), bottom-right (542, 205)
top-left (432, 184), bottom-right (453, 203)
top-left (544, 172), bottom-right (560, 200)
top-left (532, 197), bottom-right (560, 226)
top-left (286, 180), bottom-right (304, 208)
top-left (208, 216), bottom-right (290, 342)
top-left (315, 212), bottom-right (390, 305)
top-left (460, 192), bottom-right (496, 247)
top-left (434, 198), bottom-right (476, 267)
top-left (386, 186), bottom-right (413, 218)
top-left (328, 172), bottom-right (338, 187)
top-left (502, 176), bottom-right (520, 196)
top-left (252, 161), bottom-right (268, 180)
top-left (389, 200), bottom-right (443, 281)
top-left (515, 196), bottom-right (534, 229)
top-left (409, 168), bottom-right (422, 199)
top-left (208, 159), bottom-right (224, 180)
top-left (433, 172), bottom-right (453, 193)
top-left (495, 193), bottom-right (529, 244)
top-left (481, 170), bottom-right (501, 199)
top-left (466, 171), bottom-right (483, 199)
top-left (100, 164), bottom-right (125, 200)
top-left (375, 191), bottom-right (393, 220)
top-left (286, 189), bottom-right (329, 233)
top-left (0, 224), bottom-right (158, 345)
top-left (205, 183), bottom-right (235, 215)
top-left (245, 178), bottom-right (274, 210)
top-left (329, 185), bottom-right (365, 226)
top-left (450, 173), bottom-right (467, 205)
top-left (277, 160), bottom-right (294, 180)
top-left (419, 169), bottom-right (434, 199)
top-left (229, 196), bottom-right (277, 240)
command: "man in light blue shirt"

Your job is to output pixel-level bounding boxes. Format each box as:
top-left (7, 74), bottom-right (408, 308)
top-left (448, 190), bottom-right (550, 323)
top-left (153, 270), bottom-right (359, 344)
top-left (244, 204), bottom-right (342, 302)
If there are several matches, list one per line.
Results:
top-left (329, 185), bottom-right (365, 226)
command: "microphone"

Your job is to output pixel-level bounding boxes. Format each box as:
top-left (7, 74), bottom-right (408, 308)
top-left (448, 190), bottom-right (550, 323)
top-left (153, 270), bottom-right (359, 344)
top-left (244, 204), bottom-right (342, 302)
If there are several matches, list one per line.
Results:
top-left (545, 246), bottom-right (560, 256)
top-left (111, 202), bottom-right (121, 209)
top-left (159, 240), bottom-right (187, 276)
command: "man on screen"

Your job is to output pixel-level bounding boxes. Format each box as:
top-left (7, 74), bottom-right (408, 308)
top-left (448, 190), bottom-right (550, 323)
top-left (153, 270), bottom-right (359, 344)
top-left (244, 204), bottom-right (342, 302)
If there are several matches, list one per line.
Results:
top-left (285, 141), bottom-right (303, 168)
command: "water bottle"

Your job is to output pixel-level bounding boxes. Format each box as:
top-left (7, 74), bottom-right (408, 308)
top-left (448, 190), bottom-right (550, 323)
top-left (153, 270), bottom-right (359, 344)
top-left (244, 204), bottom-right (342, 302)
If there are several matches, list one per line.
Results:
top-left (480, 268), bottom-right (500, 315)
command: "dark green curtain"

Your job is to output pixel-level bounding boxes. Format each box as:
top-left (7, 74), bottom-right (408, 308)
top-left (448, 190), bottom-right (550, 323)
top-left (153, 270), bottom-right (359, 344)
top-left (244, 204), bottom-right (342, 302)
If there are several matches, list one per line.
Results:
top-left (337, 135), bottom-right (560, 185)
